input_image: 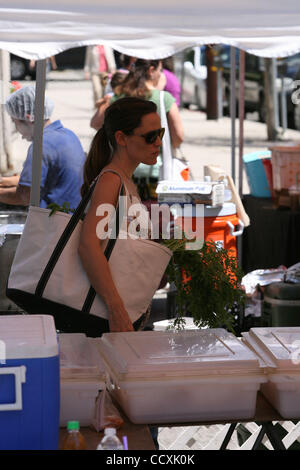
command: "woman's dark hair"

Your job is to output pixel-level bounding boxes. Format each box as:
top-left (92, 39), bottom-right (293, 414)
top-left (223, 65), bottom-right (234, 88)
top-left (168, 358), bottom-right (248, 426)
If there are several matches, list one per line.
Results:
top-left (110, 71), bottom-right (126, 90)
top-left (114, 59), bottom-right (161, 99)
top-left (81, 97), bottom-right (157, 196)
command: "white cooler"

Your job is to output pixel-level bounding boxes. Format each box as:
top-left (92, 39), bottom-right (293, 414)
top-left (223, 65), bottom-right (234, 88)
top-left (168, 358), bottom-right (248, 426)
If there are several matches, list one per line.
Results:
top-left (58, 333), bottom-right (106, 427)
top-left (97, 329), bottom-right (266, 424)
top-left (242, 327), bottom-right (300, 419)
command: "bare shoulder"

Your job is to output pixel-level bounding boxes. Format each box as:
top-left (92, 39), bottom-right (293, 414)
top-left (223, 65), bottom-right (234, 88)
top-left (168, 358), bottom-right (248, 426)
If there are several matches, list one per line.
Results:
top-left (90, 170), bottom-right (122, 208)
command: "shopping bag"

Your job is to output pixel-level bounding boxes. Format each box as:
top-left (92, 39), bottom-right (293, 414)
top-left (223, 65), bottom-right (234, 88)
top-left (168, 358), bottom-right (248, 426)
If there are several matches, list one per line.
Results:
top-left (6, 177), bottom-right (172, 329)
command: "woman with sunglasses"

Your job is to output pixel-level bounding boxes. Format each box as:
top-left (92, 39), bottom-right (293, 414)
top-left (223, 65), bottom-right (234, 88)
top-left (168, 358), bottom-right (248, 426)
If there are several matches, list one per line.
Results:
top-left (90, 59), bottom-right (184, 152)
top-left (79, 97), bottom-right (165, 335)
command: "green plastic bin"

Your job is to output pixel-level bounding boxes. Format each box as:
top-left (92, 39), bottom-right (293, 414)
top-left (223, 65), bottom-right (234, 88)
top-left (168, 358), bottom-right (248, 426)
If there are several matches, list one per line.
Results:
top-left (262, 282), bottom-right (300, 327)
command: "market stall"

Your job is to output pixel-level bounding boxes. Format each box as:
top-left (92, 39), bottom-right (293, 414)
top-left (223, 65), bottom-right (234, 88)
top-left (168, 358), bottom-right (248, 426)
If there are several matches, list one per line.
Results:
top-left (1, 0), bottom-right (300, 452)
top-left (1, 0), bottom-right (300, 203)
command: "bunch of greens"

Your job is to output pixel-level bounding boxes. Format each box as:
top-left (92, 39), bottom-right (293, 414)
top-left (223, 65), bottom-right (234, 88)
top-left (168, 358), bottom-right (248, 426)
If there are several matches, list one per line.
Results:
top-left (47, 202), bottom-right (75, 216)
top-left (162, 235), bottom-right (245, 331)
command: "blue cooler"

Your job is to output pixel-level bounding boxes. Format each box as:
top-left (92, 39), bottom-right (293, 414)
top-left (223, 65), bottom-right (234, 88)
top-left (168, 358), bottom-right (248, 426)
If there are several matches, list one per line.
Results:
top-left (243, 151), bottom-right (272, 197)
top-left (0, 315), bottom-right (59, 450)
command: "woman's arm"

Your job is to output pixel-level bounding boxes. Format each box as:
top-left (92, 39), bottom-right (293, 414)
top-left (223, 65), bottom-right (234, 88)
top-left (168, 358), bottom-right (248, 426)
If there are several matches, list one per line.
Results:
top-left (78, 172), bottom-right (134, 332)
top-left (90, 97), bottom-right (110, 130)
top-left (167, 102), bottom-right (184, 148)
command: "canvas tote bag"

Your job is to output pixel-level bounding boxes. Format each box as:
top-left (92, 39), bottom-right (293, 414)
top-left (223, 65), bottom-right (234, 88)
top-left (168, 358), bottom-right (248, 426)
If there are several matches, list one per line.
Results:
top-left (6, 173), bottom-right (172, 327)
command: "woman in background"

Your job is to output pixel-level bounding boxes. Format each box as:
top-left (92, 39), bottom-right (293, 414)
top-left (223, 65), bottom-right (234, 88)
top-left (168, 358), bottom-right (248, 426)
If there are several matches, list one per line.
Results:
top-left (90, 59), bottom-right (183, 151)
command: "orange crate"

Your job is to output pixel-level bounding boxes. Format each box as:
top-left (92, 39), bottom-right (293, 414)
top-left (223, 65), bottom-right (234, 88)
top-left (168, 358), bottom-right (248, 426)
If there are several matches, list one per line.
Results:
top-left (269, 144), bottom-right (300, 191)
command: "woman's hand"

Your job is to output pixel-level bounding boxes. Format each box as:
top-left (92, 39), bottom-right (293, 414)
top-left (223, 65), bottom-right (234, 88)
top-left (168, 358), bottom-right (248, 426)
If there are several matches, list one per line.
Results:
top-left (108, 300), bottom-right (134, 332)
top-left (0, 174), bottom-right (20, 188)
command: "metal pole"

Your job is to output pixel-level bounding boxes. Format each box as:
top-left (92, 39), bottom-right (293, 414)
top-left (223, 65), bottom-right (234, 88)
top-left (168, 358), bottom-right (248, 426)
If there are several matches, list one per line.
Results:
top-left (280, 76), bottom-right (287, 133)
top-left (272, 58), bottom-right (279, 130)
top-left (230, 47), bottom-right (236, 183)
top-left (238, 49), bottom-right (245, 269)
top-left (30, 59), bottom-right (47, 206)
top-left (217, 68), bottom-right (223, 119)
top-left (239, 50), bottom-right (245, 197)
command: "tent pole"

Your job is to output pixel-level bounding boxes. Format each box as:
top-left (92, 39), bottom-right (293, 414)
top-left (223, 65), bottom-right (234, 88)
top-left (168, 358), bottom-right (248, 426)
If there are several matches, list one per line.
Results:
top-left (30, 59), bottom-right (47, 207)
top-left (238, 50), bottom-right (245, 197)
top-left (237, 49), bottom-right (245, 268)
top-left (230, 47), bottom-right (236, 183)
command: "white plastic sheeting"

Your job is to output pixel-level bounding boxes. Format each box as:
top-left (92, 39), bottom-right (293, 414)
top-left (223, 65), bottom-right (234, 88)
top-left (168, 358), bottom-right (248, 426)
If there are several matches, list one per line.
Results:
top-left (0, 0), bottom-right (300, 60)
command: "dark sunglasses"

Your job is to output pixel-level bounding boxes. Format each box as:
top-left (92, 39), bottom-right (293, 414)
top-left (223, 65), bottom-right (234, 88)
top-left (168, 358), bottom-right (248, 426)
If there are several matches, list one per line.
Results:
top-left (137, 127), bottom-right (165, 144)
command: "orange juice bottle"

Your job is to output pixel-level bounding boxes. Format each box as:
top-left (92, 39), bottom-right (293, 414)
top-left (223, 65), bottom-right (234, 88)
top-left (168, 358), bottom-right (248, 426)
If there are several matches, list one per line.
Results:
top-left (63, 421), bottom-right (86, 450)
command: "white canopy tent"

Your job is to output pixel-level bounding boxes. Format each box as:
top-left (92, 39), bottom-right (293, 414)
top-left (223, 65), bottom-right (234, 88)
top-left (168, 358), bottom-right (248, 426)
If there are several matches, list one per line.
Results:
top-left (1, 1), bottom-right (300, 59)
top-left (1, 0), bottom-right (300, 205)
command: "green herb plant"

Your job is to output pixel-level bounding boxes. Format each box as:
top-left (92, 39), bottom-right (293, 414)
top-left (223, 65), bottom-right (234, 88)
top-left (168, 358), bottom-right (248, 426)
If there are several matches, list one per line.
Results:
top-left (161, 233), bottom-right (245, 332)
top-left (47, 202), bottom-right (75, 216)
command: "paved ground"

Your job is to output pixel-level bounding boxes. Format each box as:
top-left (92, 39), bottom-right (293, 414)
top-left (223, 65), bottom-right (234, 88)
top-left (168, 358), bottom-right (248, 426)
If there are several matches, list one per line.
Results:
top-left (6, 70), bottom-right (300, 450)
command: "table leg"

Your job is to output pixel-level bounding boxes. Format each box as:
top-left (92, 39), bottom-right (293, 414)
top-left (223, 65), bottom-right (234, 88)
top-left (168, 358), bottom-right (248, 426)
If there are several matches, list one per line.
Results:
top-left (219, 423), bottom-right (237, 450)
top-left (252, 426), bottom-right (266, 450)
top-left (263, 422), bottom-right (286, 450)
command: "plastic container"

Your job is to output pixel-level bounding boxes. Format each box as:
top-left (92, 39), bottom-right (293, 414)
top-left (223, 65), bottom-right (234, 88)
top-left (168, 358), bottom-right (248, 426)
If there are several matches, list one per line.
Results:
top-left (262, 282), bottom-right (300, 327)
top-left (63, 420), bottom-right (86, 450)
top-left (0, 211), bottom-right (27, 312)
top-left (153, 317), bottom-right (201, 331)
top-left (59, 333), bottom-right (106, 427)
top-left (242, 151), bottom-right (272, 197)
top-left (269, 144), bottom-right (300, 191)
top-left (261, 158), bottom-right (274, 199)
top-left (97, 329), bottom-right (266, 424)
top-left (0, 314), bottom-right (59, 450)
top-left (242, 327), bottom-right (300, 419)
top-left (172, 203), bottom-right (244, 258)
top-left (96, 427), bottom-right (124, 450)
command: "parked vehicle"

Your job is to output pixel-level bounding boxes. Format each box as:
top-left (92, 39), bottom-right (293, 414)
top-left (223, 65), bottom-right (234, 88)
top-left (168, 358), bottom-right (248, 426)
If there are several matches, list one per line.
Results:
top-left (10, 54), bottom-right (36, 80)
top-left (174, 46), bottom-right (207, 110)
top-left (220, 46), bottom-right (300, 128)
top-left (175, 45), bottom-right (300, 129)
top-left (54, 46), bottom-right (86, 69)
top-left (10, 47), bottom-right (87, 80)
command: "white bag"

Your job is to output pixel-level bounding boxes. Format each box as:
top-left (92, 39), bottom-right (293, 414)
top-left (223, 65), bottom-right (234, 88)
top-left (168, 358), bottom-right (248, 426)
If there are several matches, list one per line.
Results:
top-left (160, 91), bottom-right (189, 181)
top-left (7, 179), bottom-right (172, 331)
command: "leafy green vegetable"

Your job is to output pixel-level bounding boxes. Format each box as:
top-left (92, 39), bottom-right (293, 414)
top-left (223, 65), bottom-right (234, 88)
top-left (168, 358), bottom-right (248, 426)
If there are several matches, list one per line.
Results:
top-left (47, 202), bottom-right (75, 216)
top-left (161, 236), bottom-right (245, 332)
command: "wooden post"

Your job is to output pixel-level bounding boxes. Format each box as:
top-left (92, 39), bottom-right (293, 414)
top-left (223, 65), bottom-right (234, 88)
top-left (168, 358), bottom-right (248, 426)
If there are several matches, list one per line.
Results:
top-left (206, 46), bottom-right (218, 120)
top-left (264, 58), bottom-right (279, 141)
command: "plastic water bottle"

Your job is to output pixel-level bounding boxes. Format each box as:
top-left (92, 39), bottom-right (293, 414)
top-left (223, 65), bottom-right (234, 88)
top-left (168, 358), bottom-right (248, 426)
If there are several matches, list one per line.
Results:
top-left (96, 427), bottom-right (124, 450)
top-left (63, 421), bottom-right (86, 450)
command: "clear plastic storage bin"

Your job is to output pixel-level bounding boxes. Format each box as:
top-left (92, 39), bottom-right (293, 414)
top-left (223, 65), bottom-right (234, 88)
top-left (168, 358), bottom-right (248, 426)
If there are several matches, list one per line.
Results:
top-left (59, 333), bottom-right (106, 427)
top-left (97, 329), bottom-right (266, 424)
top-left (242, 327), bottom-right (300, 419)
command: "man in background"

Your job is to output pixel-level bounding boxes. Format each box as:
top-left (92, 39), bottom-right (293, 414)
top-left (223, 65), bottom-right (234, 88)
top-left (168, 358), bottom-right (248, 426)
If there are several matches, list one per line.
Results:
top-left (0, 86), bottom-right (86, 210)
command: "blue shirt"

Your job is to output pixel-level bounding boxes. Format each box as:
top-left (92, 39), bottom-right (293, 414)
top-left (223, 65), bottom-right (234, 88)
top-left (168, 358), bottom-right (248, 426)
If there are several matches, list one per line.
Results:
top-left (19, 120), bottom-right (86, 210)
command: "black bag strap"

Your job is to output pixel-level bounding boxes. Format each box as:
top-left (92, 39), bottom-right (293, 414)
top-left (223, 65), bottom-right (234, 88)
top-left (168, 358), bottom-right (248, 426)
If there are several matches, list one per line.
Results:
top-left (81, 184), bottom-right (126, 313)
top-left (35, 175), bottom-right (125, 315)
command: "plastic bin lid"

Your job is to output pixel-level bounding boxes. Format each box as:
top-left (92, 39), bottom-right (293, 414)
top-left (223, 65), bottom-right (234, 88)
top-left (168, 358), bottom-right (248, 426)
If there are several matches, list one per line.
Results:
top-left (242, 151), bottom-right (271, 163)
top-left (0, 315), bottom-right (58, 360)
top-left (247, 327), bottom-right (300, 371)
top-left (98, 329), bottom-right (262, 379)
top-left (59, 333), bottom-right (106, 380)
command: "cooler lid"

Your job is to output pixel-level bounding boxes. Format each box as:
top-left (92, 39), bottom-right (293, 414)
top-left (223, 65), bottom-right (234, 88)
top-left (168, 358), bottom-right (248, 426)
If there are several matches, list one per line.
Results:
top-left (98, 329), bottom-right (261, 379)
top-left (248, 327), bottom-right (300, 370)
top-left (59, 334), bottom-right (106, 380)
top-left (171, 202), bottom-right (236, 218)
top-left (0, 315), bottom-right (58, 360)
